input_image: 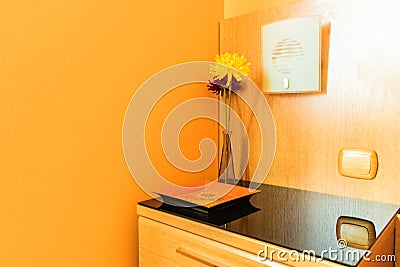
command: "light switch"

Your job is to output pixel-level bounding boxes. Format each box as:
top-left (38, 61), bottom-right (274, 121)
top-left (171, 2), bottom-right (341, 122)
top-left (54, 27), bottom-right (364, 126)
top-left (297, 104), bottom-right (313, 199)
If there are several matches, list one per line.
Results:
top-left (336, 216), bottom-right (376, 250)
top-left (338, 148), bottom-right (378, 179)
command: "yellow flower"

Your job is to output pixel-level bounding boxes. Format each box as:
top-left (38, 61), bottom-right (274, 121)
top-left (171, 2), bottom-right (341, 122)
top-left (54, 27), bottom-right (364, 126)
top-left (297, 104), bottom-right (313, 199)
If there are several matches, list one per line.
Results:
top-left (209, 53), bottom-right (251, 88)
top-left (215, 53), bottom-right (251, 76)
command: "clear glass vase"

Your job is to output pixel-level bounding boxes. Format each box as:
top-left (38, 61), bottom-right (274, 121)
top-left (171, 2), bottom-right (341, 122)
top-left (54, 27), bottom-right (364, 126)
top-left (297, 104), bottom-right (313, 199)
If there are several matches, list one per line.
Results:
top-left (218, 130), bottom-right (235, 183)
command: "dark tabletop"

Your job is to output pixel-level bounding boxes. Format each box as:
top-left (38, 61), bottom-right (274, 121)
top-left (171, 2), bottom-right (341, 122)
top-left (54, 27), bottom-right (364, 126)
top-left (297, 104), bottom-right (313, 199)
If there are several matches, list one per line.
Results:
top-left (138, 181), bottom-right (399, 266)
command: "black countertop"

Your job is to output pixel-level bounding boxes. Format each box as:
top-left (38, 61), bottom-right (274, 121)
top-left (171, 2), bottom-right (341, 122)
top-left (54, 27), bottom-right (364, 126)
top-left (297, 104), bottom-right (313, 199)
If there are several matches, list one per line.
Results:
top-left (138, 181), bottom-right (399, 266)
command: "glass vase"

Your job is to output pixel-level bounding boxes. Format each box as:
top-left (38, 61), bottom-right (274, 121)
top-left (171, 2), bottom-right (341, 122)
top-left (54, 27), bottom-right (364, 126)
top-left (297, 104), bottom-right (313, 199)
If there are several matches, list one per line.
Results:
top-left (218, 130), bottom-right (235, 183)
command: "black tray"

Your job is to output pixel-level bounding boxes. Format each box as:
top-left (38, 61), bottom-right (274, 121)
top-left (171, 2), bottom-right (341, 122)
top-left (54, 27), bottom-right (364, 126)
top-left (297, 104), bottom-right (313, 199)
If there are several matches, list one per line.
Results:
top-left (157, 196), bottom-right (260, 225)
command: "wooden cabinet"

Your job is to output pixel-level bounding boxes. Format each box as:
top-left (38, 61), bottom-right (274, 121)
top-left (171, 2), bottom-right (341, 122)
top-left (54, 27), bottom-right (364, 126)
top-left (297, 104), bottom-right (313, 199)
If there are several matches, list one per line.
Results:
top-left (137, 205), bottom-right (359, 267)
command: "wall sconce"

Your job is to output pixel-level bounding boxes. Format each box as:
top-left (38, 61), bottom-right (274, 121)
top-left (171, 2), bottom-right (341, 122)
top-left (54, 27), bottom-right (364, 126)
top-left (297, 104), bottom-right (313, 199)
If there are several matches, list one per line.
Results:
top-left (262, 15), bottom-right (321, 93)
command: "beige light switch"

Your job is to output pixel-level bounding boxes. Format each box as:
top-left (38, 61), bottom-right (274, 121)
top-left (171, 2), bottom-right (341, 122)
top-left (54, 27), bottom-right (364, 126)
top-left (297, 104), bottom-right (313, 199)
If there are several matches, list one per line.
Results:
top-left (336, 216), bottom-right (376, 250)
top-left (338, 148), bottom-right (378, 179)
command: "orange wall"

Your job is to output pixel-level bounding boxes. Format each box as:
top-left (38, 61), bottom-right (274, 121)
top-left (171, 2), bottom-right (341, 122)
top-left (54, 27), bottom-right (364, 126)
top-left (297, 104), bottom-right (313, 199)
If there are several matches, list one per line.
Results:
top-left (145, 83), bottom-right (220, 186)
top-left (0, 1), bottom-right (223, 266)
top-left (224, 0), bottom-right (298, 18)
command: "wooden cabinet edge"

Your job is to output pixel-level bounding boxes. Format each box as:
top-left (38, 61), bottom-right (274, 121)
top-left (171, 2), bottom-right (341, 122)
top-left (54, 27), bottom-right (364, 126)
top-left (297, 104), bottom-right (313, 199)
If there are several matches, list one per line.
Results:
top-left (137, 205), bottom-right (344, 267)
top-left (357, 216), bottom-right (396, 267)
top-left (396, 215), bottom-right (400, 267)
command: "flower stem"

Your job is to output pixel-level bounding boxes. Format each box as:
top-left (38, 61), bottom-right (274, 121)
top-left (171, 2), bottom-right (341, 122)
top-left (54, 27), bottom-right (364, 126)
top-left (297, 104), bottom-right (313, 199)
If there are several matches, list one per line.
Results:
top-left (227, 88), bottom-right (232, 133)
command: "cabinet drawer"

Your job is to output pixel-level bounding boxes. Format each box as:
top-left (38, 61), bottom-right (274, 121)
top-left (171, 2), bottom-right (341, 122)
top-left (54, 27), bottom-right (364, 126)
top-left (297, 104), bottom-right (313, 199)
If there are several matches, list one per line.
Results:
top-left (139, 217), bottom-right (286, 267)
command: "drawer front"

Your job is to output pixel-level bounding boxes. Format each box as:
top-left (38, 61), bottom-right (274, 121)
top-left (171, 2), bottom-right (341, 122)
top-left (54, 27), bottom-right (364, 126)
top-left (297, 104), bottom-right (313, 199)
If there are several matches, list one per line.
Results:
top-left (139, 217), bottom-right (286, 267)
